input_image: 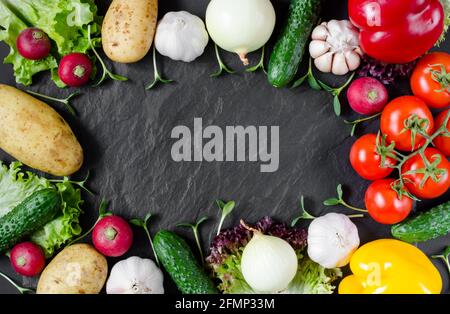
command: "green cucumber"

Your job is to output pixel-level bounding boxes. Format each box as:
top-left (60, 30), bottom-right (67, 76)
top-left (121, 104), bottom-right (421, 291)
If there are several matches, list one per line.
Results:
top-left (0, 189), bottom-right (60, 253)
top-left (391, 201), bottom-right (450, 243)
top-left (154, 230), bottom-right (218, 294)
top-left (268, 0), bottom-right (321, 87)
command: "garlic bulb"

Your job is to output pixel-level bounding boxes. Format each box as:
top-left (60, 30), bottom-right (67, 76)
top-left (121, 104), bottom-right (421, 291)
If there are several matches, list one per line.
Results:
top-left (241, 227), bottom-right (298, 293)
top-left (106, 256), bottom-right (164, 294)
top-left (309, 20), bottom-right (363, 75)
top-left (155, 11), bottom-right (209, 62)
top-left (307, 213), bottom-right (360, 269)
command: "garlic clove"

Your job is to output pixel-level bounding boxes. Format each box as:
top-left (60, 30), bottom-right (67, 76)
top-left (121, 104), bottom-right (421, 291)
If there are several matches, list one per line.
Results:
top-left (314, 51), bottom-right (334, 73)
top-left (326, 20), bottom-right (345, 38)
top-left (309, 40), bottom-right (331, 58)
top-left (311, 24), bottom-right (329, 41)
top-left (354, 47), bottom-right (364, 56)
top-left (332, 52), bottom-right (349, 75)
top-left (345, 50), bottom-right (361, 71)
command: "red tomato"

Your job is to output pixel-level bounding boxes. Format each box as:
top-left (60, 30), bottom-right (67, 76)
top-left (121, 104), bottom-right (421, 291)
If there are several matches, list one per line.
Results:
top-left (365, 179), bottom-right (413, 224)
top-left (411, 52), bottom-right (450, 109)
top-left (350, 134), bottom-right (396, 180)
top-left (401, 148), bottom-right (450, 199)
top-left (380, 96), bottom-right (434, 151)
top-left (434, 109), bottom-right (450, 156)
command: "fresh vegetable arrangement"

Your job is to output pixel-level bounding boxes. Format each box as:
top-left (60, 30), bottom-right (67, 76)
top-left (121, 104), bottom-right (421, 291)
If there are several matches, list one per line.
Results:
top-left (0, 162), bottom-right (86, 257)
top-left (0, 0), bottom-right (126, 87)
top-left (0, 0), bottom-right (448, 297)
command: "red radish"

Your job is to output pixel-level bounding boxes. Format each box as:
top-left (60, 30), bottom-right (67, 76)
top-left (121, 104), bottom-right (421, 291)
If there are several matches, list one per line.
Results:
top-left (16, 28), bottom-right (51, 60)
top-left (10, 242), bottom-right (45, 277)
top-left (58, 53), bottom-right (92, 87)
top-left (347, 77), bottom-right (388, 115)
top-left (92, 215), bottom-right (133, 257)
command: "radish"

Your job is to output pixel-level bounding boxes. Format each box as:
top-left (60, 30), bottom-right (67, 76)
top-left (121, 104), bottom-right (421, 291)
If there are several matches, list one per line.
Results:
top-left (16, 28), bottom-right (51, 60)
top-left (347, 77), bottom-right (388, 115)
top-left (92, 215), bottom-right (133, 257)
top-left (10, 242), bottom-right (45, 277)
top-left (58, 53), bottom-right (92, 87)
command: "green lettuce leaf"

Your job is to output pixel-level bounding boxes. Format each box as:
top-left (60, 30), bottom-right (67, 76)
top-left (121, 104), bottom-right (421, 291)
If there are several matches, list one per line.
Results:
top-left (0, 161), bottom-right (83, 257)
top-left (0, 0), bottom-right (101, 86)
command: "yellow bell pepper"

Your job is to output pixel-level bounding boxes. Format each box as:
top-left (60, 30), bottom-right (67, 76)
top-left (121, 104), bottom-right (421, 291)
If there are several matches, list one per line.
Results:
top-left (339, 239), bottom-right (442, 294)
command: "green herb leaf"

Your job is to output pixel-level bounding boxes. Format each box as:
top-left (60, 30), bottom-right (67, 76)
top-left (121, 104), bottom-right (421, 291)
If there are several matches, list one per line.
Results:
top-left (216, 200), bottom-right (236, 235)
top-left (333, 95), bottom-right (341, 116)
top-left (177, 216), bottom-right (209, 265)
top-left (323, 198), bottom-right (340, 206)
top-left (308, 74), bottom-right (322, 91)
top-left (336, 184), bottom-right (343, 199)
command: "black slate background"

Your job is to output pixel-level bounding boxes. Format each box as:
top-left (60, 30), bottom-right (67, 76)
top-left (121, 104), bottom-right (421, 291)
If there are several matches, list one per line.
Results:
top-left (0, 0), bottom-right (448, 294)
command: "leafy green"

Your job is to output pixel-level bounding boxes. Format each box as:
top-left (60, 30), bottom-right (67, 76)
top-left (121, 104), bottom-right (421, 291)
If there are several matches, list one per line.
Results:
top-left (0, 0), bottom-right (101, 86)
top-left (0, 161), bottom-right (84, 257)
top-left (438, 0), bottom-right (450, 45)
top-left (207, 217), bottom-right (340, 294)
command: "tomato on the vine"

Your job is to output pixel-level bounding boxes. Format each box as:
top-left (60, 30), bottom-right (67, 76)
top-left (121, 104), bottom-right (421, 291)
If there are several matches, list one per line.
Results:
top-left (411, 52), bottom-right (450, 109)
top-left (350, 134), bottom-right (396, 180)
top-left (401, 148), bottom-right (450, 199)
top-left (365, 179), bottom-right (413, 225)
top-left (434, 109), bottom-right (450, 156)
top-left (380, 96), bottom-right (434, 151)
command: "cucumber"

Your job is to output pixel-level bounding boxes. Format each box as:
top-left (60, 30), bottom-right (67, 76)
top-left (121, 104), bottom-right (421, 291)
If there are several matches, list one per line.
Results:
top-left (154, 230), bottom-right (218, 294)
top-left (391, 201), bottom-right (450, 243)
top-left (0, 189), bottom-right (60, 253)
top-left (268, 0), bottom-right (321, 87)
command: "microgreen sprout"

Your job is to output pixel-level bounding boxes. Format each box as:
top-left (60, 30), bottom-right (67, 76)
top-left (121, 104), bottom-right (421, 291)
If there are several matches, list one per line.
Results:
top-left (246, 46), bottom-right (267, 74)
top-left (324, 184), bottom-right (367, 213)
top-left (177, 216), bottom-right (209, 265)
top-left (146, 46), bottom-right (174, 90)
top-left (87, 25), bottom-right (128, 87)
top-left (0, 270), bottom-right (33, 294)
top-left (211, 44), bottom-right (235, 77)
top-left (432, 246), bottom-right (450, 276)
top-left (26, 90), bottom-right (79, 116)
top-left (215, 200), bottom-right (236, 235)
top-left (130, 212), bottom-right (159, 266)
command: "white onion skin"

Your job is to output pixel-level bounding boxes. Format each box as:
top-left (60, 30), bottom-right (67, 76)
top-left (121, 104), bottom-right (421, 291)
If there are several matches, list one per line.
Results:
top-left (206, 0), bottom-right (276, 65)
top-left (241, 233), bottom-right (298, 293)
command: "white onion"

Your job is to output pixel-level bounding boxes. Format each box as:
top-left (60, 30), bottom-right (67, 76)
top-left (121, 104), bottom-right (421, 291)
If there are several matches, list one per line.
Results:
top-left (241, 224), bottom-right (298, 293)
top-left (205, 0), bottom-right (276, 65)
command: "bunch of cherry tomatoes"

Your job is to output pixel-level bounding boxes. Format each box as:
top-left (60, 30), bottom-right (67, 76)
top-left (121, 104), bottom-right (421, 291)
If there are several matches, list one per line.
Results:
top-left (349, 52), bottom-right (450, 225)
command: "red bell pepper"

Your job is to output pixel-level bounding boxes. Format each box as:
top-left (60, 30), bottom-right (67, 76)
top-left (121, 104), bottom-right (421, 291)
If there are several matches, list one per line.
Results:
top-left (349, 0), bottom-right (444, 64)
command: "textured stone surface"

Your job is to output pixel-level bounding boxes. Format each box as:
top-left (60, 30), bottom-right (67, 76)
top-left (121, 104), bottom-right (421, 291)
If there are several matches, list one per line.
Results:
top-left (0, 0), bottom-right (448, 293)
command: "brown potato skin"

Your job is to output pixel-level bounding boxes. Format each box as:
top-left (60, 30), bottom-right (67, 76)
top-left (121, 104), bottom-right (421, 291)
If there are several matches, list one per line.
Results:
top-left (37, 244), bottom-right (108, 294)
top-left (0, 84), bottom-right (83, 176)
top-left (102, 0), bottom-right (158, 63)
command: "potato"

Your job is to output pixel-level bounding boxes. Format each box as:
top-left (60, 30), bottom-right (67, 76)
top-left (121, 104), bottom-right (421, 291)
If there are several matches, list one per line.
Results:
top-left (0, 84), bottom-right (83, 176)
top-left (102, 0), bottom-right (158, 63)
top-left (37, 244), bottom-right (108, 294)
